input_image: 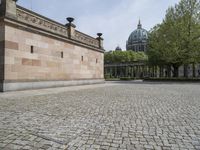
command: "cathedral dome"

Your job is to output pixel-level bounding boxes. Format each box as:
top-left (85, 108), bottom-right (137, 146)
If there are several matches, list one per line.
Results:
top-left (126, 20), bottom-right (148, 52)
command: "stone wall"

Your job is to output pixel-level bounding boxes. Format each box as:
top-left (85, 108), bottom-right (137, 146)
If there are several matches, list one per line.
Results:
top-left (0, 0), bottom-right (104, 91)
top-left (4, 25), bottom-right (104, 82)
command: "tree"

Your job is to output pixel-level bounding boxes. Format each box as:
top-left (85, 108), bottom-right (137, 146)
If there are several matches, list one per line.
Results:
top-left (104, 51), bottom-right (147, 64)
top-left (176, 0), bottom-right (200, 77)
top-left (148, 0), bottom-right (200, 77)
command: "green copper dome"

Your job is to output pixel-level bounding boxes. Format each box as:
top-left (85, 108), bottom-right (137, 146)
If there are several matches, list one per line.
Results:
top-left (126, 20), bottom-right (148, 52)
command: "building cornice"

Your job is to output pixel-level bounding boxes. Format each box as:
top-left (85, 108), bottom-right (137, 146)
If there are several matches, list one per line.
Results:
top-left (2, 3), bottom-right (105, 53)
top-left (4, 17), bottom-right (104, 53)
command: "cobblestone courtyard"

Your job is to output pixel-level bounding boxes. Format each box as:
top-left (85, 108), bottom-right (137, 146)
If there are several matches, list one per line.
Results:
top-left (0, 82), bottom-right (200, 150)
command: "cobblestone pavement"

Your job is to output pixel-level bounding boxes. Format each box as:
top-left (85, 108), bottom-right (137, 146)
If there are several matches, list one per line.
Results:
top-left (0, 83), bottom-right (200, 150)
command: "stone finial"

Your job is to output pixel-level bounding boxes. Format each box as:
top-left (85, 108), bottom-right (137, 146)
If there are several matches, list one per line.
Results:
top-left (67, 17), bottom-right (74, 23)
top-left (66, 17), bottom-right (76, 28)
top-left (97, 33), bottom-right (102, 38)
top-left (0, 0), bottom-right (18, 18)
top-left (96, 33), bottom-right (104, 49)
top-left (66, 17), bottom-right (76, 39)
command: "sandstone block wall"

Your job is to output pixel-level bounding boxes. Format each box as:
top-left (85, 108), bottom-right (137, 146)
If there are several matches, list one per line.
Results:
top-left (0, 0), bottom-right (104, 91)
top-left (4, 25), bottom-right (104, 82)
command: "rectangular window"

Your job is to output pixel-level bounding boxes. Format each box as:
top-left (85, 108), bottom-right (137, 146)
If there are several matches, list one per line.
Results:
top-left (81, 56), bottom-right (84, 61)
top-left (31, 46), bottom-right (34, 53)
top-left (96, 58), bottom-right (98, 63)
top-left (61, 52), bottom-right (64, 58)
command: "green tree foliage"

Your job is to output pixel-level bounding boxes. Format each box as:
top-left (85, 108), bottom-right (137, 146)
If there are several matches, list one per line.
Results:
top-left (148, 0), bottom-right (200, 77)
top-left (104, 51), bottom-right (148, 64)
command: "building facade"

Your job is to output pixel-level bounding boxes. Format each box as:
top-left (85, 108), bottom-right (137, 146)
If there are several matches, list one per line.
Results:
top-left (0, 0), bottom-right (104, 92)
top-left (126, 20), bottom-right (148, 52)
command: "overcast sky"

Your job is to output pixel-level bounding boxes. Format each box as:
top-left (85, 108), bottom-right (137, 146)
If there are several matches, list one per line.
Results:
top-left (17, 0), bottom-right (180, 51)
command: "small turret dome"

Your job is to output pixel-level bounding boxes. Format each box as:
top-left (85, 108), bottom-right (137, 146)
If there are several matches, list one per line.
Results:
top-left (115, 46), bottom-right (122, 51)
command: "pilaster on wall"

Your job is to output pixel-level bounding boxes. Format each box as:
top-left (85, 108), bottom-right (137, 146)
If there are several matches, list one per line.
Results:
top-left (0, 0), bottom-right (17, 91)
top-left (0, 24), bottom-right (5, 92)
top-left (0, 0), bottom-right (17, 19)
top-left (0, 40), bottom-right (5, 81)
top-left (96, 33), bottom-right (104, 49)
top-left (66, 17), bottom-right (76, 39)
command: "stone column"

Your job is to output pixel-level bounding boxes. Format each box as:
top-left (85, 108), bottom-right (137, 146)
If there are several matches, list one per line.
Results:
top-left (66, 17), bottom-right (76, 39)
top-left (145, 66), bottom-right (148, 77)
top-left (155, 66), bottom-right (157, 77)
top-left (131, 66), bottom-right (133, 78)
top-left (159, 66), bottom-right (162, 77)
top-left (148, 66), bottom-right (151, 77)
top-left (142, 65), bottom-right (145, 78)
top-left (136, 66), bottom-right (139, 77)
top-left (0, 0), bottom-right (18, 19)
top-left (109, 67), bottom-right (112, 78)
top-left (115, 66), bottom-right (117, 78)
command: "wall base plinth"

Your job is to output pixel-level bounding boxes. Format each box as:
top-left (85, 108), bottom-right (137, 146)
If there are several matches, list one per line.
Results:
top-left (0, 79), bottom-right (105, 92)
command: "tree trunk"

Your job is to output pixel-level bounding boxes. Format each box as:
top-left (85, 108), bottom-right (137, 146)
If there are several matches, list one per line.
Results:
top-left (155, 66), bottom-right (157, 78)
top-left (126, 66), bottom-right (128, 77)
top-left (164, 66), bottom-right (167, 77)
top-left (149, 66), bottom-right (151, 77)
top-left (152, 66), bottom-right (155, 77)
top-left (115, 66), bottom-right (117, 78)
top-left (167, 65), bottom-right (172, 78)
top-left (159, 66), bottom-right (162, 78)
top-left (184, 64), bottom-right (189, 78)
top-left (192, 63), bottom-right (196, 78)
top-left (161, 66), bottom-right (164, 77)
top-left (173, 65), bottom-right (179, 78)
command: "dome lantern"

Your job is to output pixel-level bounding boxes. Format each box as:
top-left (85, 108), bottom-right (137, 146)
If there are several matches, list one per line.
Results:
top-left (138, 19), bottom-right (142, 29)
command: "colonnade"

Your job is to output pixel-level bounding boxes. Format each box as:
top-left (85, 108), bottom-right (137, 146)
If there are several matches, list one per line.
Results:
top-left (105, 63), bottom-right (200, 79)
top-left (104, 64), bottom-right (159, 78)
